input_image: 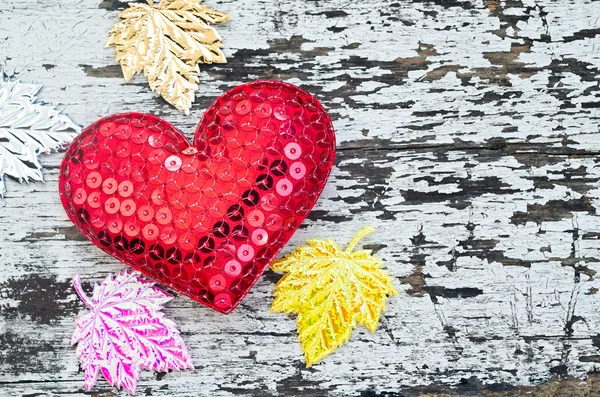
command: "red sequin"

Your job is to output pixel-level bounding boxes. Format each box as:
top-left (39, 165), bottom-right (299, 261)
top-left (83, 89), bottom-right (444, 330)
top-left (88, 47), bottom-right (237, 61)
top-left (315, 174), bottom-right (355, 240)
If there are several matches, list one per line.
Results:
top-left (58, 81), bottom-right (336, 314)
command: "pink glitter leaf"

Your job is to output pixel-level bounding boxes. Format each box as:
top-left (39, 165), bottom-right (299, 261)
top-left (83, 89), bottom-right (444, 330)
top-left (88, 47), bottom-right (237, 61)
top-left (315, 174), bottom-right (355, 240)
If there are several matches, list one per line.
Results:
top-left (71, 269), bottom-right (194, 394)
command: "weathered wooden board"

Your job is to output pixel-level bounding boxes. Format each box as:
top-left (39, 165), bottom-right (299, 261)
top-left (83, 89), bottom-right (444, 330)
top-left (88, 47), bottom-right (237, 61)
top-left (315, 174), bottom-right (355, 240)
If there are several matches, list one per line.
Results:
top-left (1, 0), bottom-right (599, 395)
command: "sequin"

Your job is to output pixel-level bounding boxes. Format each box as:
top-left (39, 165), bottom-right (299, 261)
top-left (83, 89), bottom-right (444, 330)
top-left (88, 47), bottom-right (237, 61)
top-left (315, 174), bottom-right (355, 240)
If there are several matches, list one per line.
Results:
top-left (137, 205), bottom-right (154, 222)
top-left (240, 115), bottom-right (258, 132)
top-left (114, 125), bottom-right (132, 140)
top-left (247, 210), bottom-right (264, 227)
top-left (130, 238), bottom-right (146, 254)
top-left (118, 181), bottom-right (134, 198)
top-left (63, 181), bottom-right (73, 199)
top-left (235, 99), bottom-right (252, 115)
top-left (209, 274), bottom-right (227, 292)
top-left (107, 216), bottom-right (123, 233)
top-left (254, 103), bottom-right (272, 119)
top-left (212, 221), bottom-right (230, 238)
top-left (160, 227), bottom-right (177, 245)
top-left (284, 143), bottom-right (301, 160)
top-left (98, 157), bottom-right (117, 177)
top-left (105, 197), bottom-right (121, 214)
top-left (237, 244), bottom-right (254, 262)
top-left (260, 193), bottom-right (279, 212)
top-left (242, 189), bottom-right (259, 206)
top-left (178, 233), bottom-right (198, 251)
top-left (198, 236), bottom-right (215, 253)
top-left (148, 133), bottom-right (165, 148)
top-left (131, 127), bottom-right (148, 144)
top-left (118, 162), bottom-right (135, 181)
top-left (265, 213), bottom-right (283, 231)
top-left (296, 200), bottom-right (311, 215)
top-left (219, 101), bottom-right (234, 115)
top-left (124, 219), bottom-right (141, 237)
top-left (148, 149), bottom-right (167, 165)
top-left (174, 212), bottom-right (192, 230)
top-left (232, 225), bottom-right (249, 241)
top-left (283, 215), bottom-right (298, 232)
top-left (83, 152), bottom-right (100, 170)
top-left (273, 106), bottom-right (289, 121)
top-left (208, 201), bottom-right (227, 219)
top-left (113, 235), bottom-right (128, 251)
top-left (148, 244), bottom-right (165, 260)
top-left (102, 178), bottom-right (118, 195)
top-left (87, 192), bottom-right (101, 209)
top-left (289, 162), bottom-right (306, 180)
top-left (120, 199), bottom-right (136, 217)
top-left (165, 155), bottom-right (182, 171)
top-left (142, 224), bottom-right (159, 241)
top-left (213, 293), bottom-right (232, 309)
top-left (99, 123), bottom-right (116, 137)
top-left (70, 168), bottom-right (85, 186)
top-left (251, 229), bottom-right (268, 246)
top-left (73, 188), bottom-right (87, 205)
top-left (116, 141), bottom-right (133, 158)
top-left (86, 172), bottom-right (102, 189)
top-left (90, 210), bottom-right (106, 228)
top-left (180, 155), bottom-right (200, 173)
top-left (151, 188), bottom-right (167, 206)
top-left (255, 174), bottom-right (273, 190)
top-left (224, 260), bottom-right (242, 277)
top-left (155, 208), bottom-right (173, 225)
top-left (270, 160), bottom-right (287, 177)
top-left (97, 231), bottom-right (112, 246)
top-left (227, 204), bottom-right (244, 221)
top-left (276, 178), bottom-right (293, 197)
top-left (166, 248), bottom-right (183, 266)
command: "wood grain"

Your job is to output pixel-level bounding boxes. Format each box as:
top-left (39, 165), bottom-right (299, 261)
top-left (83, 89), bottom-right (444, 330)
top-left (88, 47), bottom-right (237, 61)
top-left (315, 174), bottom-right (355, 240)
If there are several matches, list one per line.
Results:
top-left (0, 0), bottom-right (599, 395)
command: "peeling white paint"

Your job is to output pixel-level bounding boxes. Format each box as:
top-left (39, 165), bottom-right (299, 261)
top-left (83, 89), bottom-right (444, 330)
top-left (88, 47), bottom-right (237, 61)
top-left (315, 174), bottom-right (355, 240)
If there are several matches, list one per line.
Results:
top-left (0, 0), bottom-right (599, 395)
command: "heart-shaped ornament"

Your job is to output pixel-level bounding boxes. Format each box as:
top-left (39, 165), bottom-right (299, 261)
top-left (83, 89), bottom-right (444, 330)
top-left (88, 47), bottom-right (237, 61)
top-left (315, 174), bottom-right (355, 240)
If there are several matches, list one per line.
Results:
top-left (59, 81), bottom-right (335, 313)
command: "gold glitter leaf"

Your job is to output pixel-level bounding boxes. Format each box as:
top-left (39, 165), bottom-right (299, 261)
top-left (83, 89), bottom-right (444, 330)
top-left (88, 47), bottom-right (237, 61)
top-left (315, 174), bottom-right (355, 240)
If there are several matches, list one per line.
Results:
top-left (271, 227), bottom-right (398, 366)
top-left (106, 0), bottom-right (230, 114)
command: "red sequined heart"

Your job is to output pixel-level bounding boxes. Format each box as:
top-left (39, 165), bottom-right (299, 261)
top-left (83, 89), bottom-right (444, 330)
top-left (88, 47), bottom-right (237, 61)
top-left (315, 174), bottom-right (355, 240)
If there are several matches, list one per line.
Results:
top-left (59, 81), bottom-right (335, 313)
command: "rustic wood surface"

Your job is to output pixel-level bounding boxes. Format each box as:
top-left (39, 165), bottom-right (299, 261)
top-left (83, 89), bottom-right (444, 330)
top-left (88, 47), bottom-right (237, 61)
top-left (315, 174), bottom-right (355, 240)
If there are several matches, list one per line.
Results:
top-left (1, 0), bottom-right (600, 396)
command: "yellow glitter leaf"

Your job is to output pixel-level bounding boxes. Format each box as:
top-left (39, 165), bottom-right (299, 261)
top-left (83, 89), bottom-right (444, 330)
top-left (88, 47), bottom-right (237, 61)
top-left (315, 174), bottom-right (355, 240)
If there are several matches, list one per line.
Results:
top-left (271, 227), bottom-right (398, 366)
top-left (105, 0), bottom-right (230, 114)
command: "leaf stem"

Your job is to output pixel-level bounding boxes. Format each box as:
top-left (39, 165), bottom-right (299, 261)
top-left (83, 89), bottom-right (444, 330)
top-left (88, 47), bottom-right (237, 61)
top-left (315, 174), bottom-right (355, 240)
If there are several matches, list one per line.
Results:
top-left (72, 274), bottom-right (94, 309)
top-left (346, 226), bottom-right (376, 253)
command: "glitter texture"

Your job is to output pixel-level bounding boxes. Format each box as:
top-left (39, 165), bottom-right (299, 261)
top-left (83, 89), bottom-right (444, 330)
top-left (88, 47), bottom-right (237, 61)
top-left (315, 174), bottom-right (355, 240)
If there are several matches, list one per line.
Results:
top-left (105, 0), bottom-right (230, 114)
top-left (271, 227), bottom-right (398, 366)
top-left (71, 270), bottom-right (193, 394)
top-left (0, 69), bottom-right (80, 197)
